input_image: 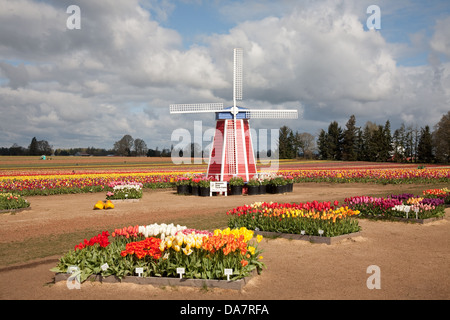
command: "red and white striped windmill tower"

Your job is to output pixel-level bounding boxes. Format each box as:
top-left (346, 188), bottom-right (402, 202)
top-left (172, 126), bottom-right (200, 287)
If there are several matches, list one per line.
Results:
top-left (170, 48), bottom-right (298, 182)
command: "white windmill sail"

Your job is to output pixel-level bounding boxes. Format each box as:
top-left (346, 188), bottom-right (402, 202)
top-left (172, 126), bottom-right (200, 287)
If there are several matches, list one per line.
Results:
top-left (244, 109), bottom-right (298, 119)
top-left (170, 103), bottom-right (224, 114)
top-left (233, 48), bottom-right (243, 103)
top-left (231, 48), bottom-right (243, 175)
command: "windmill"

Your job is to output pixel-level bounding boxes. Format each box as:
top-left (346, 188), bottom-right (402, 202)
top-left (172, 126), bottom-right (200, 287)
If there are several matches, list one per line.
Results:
top-left (170, 48), bottom-right (298, 182)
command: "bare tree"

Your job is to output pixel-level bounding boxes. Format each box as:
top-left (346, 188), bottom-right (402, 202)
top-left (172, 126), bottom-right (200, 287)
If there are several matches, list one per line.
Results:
top-left (134, 138), bottom-right (148, 156)
top-left (297, 132), bottom-right (316, 159)
top-left (113, 134), bottom-right (134, 156)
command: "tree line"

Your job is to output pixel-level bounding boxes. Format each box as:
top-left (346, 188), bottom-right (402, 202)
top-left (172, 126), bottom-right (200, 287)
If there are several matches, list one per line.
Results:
top-left (0, 135), bottom-right (172, 157)
top-left (278, 111), bottom-right (449, 163)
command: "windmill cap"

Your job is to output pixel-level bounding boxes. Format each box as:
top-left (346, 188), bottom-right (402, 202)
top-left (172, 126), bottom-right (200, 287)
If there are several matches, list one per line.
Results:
top-left (216, 106), bottom-right (249, 120)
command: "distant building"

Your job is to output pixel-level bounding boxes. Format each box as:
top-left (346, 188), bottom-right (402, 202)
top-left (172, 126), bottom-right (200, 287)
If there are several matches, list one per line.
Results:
top-left (74, 152), bottom-right (92, 157)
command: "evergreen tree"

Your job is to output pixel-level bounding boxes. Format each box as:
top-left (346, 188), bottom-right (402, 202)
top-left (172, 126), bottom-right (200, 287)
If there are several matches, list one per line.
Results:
top-left (278, 126), bottom-right (295, 159)
top-left (393, 124), bottom-right (406, 162)
top-left (326, 121), bottom-right (343, 160)
top-left (381, 120), bottom-right (393, 161)
top-left (361, 121), bottom-right (377, 161)
top-left (342, 115), bottom-right (358, 161)
top-left (417, 125), bottom-right (433, 163)
top-left (317, 129), bottom-right (329, 160)
top-left (28, 137), bottom-right (38, 156)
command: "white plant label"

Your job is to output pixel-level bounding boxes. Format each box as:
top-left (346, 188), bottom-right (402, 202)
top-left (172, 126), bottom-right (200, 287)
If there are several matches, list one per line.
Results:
top-left (177, 267), bottom-right (185, 279)
top-left (135, 267), bottom-right (144, 277)
top-left (224, 268), bottom-right (233, 281)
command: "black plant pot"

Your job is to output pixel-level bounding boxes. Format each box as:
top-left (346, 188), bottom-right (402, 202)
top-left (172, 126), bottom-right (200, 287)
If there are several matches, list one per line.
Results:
top-left (274, 185), bottom-right (286, 194)
top-left (247, 185), bottom-right (259, 195)
top-left (199, 187), bottom-right (210, 197)
top-left (191, 185), bottom-right (199, 196)
top-left (287, 183), bottom-right (293, 192)
top-left (258, 184), bottom-right (266, 194)
top-left (230, 185), bottom-right (243, 195)
top-left (177, 185), bottom-right (189, 195)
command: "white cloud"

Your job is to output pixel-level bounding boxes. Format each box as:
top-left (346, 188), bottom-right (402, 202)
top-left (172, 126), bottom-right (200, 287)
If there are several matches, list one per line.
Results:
top-left (430, 16), bottom-right (450, 57)
top-left (0, 0), bottom-right (449, 150)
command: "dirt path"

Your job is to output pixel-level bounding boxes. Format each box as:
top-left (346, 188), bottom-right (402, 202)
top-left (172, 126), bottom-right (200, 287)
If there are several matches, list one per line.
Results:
top-left (1, 183), bottom-right (449, 300)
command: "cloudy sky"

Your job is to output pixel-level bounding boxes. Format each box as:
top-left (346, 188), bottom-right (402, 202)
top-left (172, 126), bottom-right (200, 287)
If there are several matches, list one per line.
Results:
top-left (1, 0), bottom-right (449, 151)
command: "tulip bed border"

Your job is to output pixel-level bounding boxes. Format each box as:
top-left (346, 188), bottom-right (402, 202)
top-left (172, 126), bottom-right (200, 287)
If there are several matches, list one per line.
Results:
top-left (253, 230), bottom-right (362, 245)
top-left (0, 207), bottom-right (32, 214)
top-left (109, 199), bottom-right (141, 203)
top-left (54, 269), bottom-right (257, 290)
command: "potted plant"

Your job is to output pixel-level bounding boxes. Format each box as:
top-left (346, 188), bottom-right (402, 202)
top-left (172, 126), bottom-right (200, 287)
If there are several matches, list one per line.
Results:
top-left (175, 177), bottom-right (190, 195)
top-left (258, 178), bottom-right (269, 194)
top-left (198, 177), bottom-right (211, 197)
top-left (190, 177), bottom-right (201, 196)
top-left (229, 176), bottom-right (244, 195)
top-left (269, 176), bottom-right (287, 194)
top-left (285, 175), bottom-right (294, 192)
top-left (246, 178), bottom-right (260, 195)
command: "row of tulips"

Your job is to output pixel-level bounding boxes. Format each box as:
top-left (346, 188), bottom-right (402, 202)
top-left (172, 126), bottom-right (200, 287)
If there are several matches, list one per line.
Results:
top-left (0, 192), bottom-right (30, 211)
top-left (51, 224), bottom-right (264, 283)
top-left (280, 168), bottom-right (450, 184)
top-left (1, 167), bottom-right (449, 196)
top-left (344, 188), bottom-right (448, 220)
top-left (226, 201), bottom-right (361, 237)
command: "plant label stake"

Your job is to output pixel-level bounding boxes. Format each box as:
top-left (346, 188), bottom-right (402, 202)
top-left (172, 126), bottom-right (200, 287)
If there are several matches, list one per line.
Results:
top-left (135, 267), bottom-right (144, 277)
top-left (101, 263), bottom-right (109, 271)
top-left (414, 207), bottom-right (419, 219)
top-left (177, 267), bottom-right (185, 279)
top-left (300, 230), bottom-right (305, 236)
top-left (67, 265), bottom-right (79, 274)
top-left (224, 268), bottom-right (233, 281)
top-left (318, 229), bottom-right (324, 237)
top-left (405, 206), bottom-right (410, 219)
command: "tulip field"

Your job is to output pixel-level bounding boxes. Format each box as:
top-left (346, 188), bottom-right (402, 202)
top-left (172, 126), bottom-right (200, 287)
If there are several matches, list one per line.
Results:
top-left (1, 156), bottom-right (449, 197)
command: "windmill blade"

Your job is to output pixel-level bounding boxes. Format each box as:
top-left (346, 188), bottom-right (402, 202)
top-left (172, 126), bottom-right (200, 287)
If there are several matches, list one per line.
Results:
top-left (245, 109), bottom-right (298, 119)
top-left (170, 103), bottom-right (224, 114)
top-left (233, 48), bottom-right (243, 102)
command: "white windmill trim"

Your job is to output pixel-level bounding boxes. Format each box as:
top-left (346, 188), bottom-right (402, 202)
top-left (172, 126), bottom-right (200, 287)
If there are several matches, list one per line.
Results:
top-left (247, 120), bottom-right (256, 175)
top-left (240, 119), bottom-right (249, 181)
top-left (221, 120), bottom-right (228, 181)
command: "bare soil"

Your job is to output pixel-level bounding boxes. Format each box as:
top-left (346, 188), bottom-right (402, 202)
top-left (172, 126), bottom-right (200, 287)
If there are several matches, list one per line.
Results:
top-left (0, 183), bottom-right (449, 300)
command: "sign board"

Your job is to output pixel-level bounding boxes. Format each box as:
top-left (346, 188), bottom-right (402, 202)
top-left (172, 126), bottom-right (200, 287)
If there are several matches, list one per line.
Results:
top-left (210, 181), bottom-right (228, 196)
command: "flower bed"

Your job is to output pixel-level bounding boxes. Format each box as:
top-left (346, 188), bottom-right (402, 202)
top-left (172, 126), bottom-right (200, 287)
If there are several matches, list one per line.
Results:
top-left (226, 201), bottom-right (361, 238)
top-left (51, 224), bottom-right (264, 286)
top-left (344, 189), bottom-right (448, 221)
top-left (0, 193), bottom-right (30, 213)
top-left (105, 181), bottom-right (143, 200)
top-left (1, 167), bottom-right (448, 196)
